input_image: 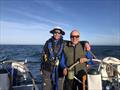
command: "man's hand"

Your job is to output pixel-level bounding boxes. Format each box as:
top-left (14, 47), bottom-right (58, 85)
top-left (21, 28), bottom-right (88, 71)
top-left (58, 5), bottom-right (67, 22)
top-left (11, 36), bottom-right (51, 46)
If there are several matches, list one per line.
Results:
top-left (80, 58), bottom-right (88, 64)
top-left (63, 68), bottom-right (68, 76)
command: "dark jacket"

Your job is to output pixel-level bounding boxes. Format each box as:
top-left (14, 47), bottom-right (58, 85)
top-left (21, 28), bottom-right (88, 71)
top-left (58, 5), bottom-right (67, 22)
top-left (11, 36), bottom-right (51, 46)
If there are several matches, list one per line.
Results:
top-left (42, 37), bottom-right (66, 71)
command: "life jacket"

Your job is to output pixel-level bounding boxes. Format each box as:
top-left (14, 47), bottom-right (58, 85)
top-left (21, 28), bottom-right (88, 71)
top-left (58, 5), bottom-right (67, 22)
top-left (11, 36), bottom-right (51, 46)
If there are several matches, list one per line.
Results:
top-left (46, 37), bottom-right (64, 90)
top-left (47, 37), bottom-right (64, 62)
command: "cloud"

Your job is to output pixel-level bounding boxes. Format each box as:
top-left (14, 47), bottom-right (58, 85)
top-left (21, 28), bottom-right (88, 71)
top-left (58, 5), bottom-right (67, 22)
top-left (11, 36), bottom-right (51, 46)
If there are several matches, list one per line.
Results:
top-left (0, 20), bottom-right (71, 44)
top-left (34, 0), bottom-right (65, 14)
top-left (0, 21), bottom-right (53, 44)
top-left (0, 20), bottom-right (51, 31)
top-left (2, 7), bottom-right (70, 28)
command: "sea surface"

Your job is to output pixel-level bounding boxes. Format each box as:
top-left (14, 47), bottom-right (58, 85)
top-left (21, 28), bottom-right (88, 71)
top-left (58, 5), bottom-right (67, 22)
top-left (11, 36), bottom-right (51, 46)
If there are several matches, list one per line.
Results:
top-left (0, 45), bottom-right (120, 84)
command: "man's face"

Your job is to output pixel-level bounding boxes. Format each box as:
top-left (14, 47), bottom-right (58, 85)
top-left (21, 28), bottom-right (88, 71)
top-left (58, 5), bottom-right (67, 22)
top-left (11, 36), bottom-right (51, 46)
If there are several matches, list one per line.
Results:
top-left (53, 30), bottom-right (62, 40)
top-left (70, 31), bottom-right (80, 45)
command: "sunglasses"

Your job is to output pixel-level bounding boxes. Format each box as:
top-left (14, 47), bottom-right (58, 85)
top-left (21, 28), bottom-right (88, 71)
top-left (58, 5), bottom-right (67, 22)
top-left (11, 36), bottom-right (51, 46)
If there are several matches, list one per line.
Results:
top-left (70, 35), bottom-right (79, 38)
top-left (54, 32), bottom-right (61, 35)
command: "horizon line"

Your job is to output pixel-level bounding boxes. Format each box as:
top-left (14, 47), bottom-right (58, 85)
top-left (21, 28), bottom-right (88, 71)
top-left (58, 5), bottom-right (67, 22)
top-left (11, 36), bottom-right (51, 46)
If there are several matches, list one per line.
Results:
top-left (0, 44), bottom-right (120, 46)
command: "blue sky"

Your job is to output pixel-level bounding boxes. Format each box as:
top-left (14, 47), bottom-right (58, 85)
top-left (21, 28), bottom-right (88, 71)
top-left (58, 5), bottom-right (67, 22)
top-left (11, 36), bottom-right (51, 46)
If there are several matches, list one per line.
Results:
top-left (0, 0), bottom-right (120, 45)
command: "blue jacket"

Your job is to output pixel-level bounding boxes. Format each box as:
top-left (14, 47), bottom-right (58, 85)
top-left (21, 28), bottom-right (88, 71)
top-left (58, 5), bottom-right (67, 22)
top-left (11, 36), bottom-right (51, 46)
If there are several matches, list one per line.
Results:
top-left (86, 51), bottom-right (94, 65)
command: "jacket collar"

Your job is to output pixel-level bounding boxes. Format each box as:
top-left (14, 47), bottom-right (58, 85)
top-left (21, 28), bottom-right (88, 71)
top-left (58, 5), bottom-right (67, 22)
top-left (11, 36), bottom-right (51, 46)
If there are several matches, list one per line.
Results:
top-left (68, 41), bottom-right (80, 47)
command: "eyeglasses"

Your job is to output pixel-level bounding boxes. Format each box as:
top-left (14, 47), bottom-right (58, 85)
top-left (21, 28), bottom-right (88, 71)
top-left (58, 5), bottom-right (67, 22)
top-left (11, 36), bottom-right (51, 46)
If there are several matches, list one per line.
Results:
top-left (70, 35), bottom-right (79, 38)
top-left (54, 32), bottom-right (61, 35)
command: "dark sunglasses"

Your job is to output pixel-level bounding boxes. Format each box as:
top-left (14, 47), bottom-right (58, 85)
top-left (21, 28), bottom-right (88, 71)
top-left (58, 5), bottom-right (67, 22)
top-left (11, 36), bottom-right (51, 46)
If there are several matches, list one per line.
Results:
top-left (54, 32), bottom-right (61, 34)
top-left (70, 35), bottom-right (79, 38)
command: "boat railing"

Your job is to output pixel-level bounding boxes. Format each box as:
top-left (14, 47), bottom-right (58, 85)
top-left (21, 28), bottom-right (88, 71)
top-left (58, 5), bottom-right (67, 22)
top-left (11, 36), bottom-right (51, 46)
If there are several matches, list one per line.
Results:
top-left (0, 59), bottom-right (40, 90)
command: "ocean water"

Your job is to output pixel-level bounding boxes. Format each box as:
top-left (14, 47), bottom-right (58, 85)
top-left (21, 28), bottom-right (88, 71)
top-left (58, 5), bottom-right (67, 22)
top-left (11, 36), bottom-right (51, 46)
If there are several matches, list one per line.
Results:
top-left (0, 45), bottom-right (43, 83)
top-left (91, 45), bottom-right (120, 59)
top-left (0, 45), bottom-right (120, 84)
